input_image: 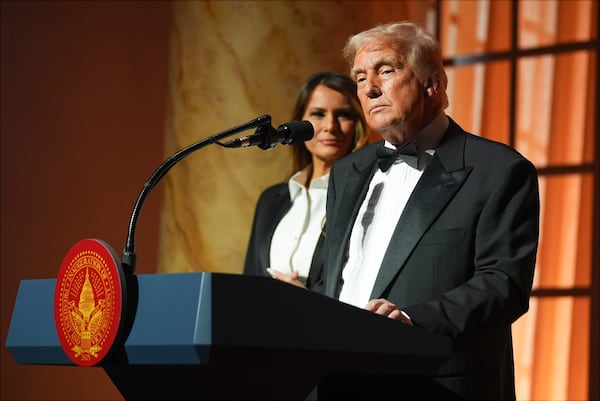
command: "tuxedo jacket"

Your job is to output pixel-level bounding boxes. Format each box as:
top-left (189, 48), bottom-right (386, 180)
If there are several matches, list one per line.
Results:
top-left (322, 117), bottom-right (540, 400)
top-left (243, 182), bottom-right (324, 290)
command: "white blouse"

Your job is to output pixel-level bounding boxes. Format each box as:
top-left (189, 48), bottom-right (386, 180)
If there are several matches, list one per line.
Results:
top-left (269, 171), bottom-right (329, 284)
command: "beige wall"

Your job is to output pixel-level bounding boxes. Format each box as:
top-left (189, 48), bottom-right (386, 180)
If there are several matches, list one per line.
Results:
top-left (159, 0), bottom-right (432, 275)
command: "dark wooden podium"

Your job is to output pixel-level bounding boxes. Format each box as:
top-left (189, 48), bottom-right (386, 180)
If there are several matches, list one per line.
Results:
top-left (6, 272), bottom-right (453, 400)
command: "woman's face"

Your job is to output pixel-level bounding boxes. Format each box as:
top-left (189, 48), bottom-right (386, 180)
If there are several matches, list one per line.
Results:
top-left (302, 84), bottom-right (357, 166)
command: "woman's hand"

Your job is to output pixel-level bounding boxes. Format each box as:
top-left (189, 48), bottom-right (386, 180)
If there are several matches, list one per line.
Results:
top-left (266, 268), bottom-right (307, 289)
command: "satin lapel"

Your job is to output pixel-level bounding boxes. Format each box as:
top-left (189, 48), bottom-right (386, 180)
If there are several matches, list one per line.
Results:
top-left (370, 135), bottom-right (473, 299)
top-left (262, 189), bottom-right (292, 267)
top-left (307, 233), bottom-right (325, 288)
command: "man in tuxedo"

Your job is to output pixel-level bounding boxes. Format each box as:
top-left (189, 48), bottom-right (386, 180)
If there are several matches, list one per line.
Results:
top-left (319, 21), bottom-right (540, 400)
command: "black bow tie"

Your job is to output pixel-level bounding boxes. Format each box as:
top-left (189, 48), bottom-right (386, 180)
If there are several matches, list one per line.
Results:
top-left (376, 141), bottom-right (419, 172)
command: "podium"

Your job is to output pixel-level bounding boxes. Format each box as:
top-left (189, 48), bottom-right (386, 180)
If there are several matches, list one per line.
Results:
top-left (6, 272), bottom-right (454, 400)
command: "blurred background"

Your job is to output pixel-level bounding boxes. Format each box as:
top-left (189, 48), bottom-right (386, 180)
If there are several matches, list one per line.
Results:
top-left (1, 1), bottom-right (598, 400)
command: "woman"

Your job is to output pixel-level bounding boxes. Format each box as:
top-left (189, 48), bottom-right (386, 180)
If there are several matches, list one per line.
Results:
top-left (243, 71), bottom-right (369, 290)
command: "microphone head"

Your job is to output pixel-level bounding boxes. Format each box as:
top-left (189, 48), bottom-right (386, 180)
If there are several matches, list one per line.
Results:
top-left (277, 120), bottom-right (314, 145)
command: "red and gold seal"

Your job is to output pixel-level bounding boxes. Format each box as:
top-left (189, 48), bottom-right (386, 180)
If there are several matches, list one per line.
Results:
top-left (54, 239), bottom-right (126, 367)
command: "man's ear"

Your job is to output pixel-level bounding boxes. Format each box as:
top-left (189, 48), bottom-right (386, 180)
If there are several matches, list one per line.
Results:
top-left (425, 79), bottom-right (439, 96)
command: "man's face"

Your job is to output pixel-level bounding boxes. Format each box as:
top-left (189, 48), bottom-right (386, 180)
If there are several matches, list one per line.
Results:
top-left (352, 39), bottom-right (426, 145)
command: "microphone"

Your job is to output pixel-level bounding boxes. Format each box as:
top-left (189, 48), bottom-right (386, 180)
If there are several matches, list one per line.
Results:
top-left (120, 114), bottom-right (273, 274)
top-left (222, 120), bottom-right (314, 150)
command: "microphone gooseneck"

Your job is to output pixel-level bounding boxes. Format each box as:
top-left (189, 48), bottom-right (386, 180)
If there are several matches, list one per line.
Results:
top-left (120, 114), bottom-right (273, 274)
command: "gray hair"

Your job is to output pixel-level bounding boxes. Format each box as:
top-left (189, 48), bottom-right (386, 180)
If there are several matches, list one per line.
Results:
top-left (342, 21), bottom-right (448, 109)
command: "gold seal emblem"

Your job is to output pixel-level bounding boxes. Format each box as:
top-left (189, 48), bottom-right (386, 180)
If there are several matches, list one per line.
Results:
top-left (54, 239), bottom-right (125, 367)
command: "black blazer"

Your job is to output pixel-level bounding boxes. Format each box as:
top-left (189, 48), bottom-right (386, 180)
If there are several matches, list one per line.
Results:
top-left (323, 117), bottom-right (540, 400)
top-left (243, 182), bottom-right (325, 290)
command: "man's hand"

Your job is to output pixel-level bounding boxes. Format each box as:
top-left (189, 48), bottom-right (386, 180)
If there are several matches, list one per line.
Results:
top-left (365, 298), bottom-right (412, 324)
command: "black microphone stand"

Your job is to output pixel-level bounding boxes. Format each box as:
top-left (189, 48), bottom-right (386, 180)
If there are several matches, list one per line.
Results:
top-left (120, 114), bottom-right (272, 274)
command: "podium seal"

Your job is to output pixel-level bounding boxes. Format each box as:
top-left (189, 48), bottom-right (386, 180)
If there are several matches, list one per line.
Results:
top-left (54, 238), bottom-right (126, 366)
